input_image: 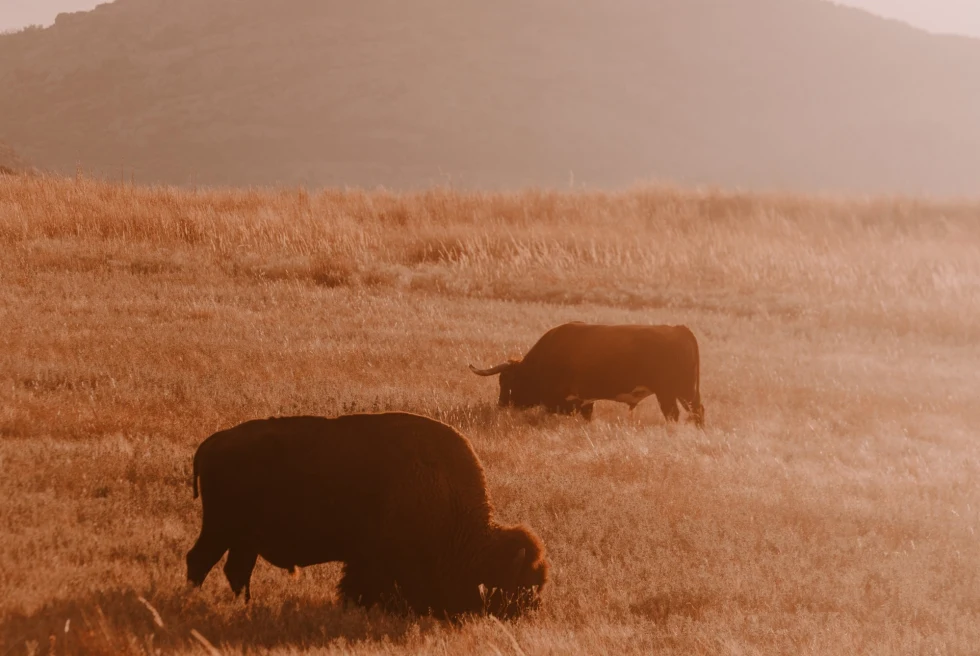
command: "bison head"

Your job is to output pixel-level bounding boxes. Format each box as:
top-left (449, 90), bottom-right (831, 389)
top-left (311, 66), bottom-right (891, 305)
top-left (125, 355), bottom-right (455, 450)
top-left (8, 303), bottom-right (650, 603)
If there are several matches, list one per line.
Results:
top-left (469, 360), bottom-right (537, 408)
top-left (479, 524), bottom-right (549, 618)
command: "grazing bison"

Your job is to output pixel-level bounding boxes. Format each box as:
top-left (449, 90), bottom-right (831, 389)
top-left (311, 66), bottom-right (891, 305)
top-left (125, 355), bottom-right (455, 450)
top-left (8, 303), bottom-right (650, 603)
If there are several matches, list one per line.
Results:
top-left (470, 322), bottom-right (704, 426)
top-left (186, 412), bottom-right (549, 619)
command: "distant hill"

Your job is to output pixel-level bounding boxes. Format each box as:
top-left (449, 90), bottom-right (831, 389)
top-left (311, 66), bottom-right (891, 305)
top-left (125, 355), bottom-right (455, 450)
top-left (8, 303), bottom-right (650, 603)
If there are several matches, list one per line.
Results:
top-left (1, 0), bottom-right (980, 194)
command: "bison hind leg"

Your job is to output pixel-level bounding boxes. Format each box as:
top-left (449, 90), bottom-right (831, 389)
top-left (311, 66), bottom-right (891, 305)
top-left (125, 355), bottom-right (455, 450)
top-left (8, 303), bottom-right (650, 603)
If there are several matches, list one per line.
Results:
top-left (657, 395), bottom-right (680, 422)
top-left (223, 548), bottom-right (258, 602)
top-left (678, 398), bottom-right (705, 428)
top-left (693, 403), bottom-right (705, 428)
top-left (186, 530), bottom-right (227, 589)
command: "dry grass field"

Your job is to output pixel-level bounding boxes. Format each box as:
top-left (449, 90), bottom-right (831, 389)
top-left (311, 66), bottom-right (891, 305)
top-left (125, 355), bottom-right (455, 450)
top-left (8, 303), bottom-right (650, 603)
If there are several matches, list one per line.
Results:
top-left (1, 174), bottom-right (979, 654)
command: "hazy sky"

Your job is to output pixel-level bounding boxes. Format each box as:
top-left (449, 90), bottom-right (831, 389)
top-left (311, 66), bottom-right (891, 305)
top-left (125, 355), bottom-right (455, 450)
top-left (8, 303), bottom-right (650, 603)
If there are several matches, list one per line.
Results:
top-left (838, 0), bottom-right (980, 37)
top-left (1, 0), bottom-right (103, 33)
top-left (1, 0), bottom-right (979, 38)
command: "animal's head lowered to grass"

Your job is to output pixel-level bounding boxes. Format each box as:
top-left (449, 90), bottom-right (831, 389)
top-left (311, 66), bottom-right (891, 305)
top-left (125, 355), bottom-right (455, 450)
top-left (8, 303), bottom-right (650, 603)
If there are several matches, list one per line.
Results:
top-left (470, 360), bottom-right (526, 408)
top-left (478, 524), bottom-right (550, 619)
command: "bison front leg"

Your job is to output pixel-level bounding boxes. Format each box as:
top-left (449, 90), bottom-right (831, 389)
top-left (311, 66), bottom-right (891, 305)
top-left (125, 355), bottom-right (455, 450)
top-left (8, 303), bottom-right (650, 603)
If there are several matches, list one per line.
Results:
top-left (545, 399), bottom-right (574, 415)
top-left (338, 561), bottom-right (399, 610)
top-left (389, 563), bottom-right (479, 619)
top-left (657, 395), bottom-right (680, 423)
top-left (223, 548), bottom-right (258, 602)
top-left (549, 395), bottom-right (589, 418)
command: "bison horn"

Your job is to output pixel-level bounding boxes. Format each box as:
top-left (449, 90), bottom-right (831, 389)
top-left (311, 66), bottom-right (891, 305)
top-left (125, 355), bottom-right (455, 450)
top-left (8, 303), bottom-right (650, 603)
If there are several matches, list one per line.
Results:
top-left (469, 362), bottom-right (514, 376)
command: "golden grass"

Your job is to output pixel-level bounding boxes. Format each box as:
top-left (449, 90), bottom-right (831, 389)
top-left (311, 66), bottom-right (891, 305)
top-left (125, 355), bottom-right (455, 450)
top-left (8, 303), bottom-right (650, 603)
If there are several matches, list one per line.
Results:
top-left (1, 174), bottom-right (978, 654)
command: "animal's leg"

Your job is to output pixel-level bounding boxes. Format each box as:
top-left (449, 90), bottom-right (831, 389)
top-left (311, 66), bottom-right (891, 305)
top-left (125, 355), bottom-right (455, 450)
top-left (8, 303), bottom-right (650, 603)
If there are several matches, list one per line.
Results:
top-left (387, 562), bottom-right (450, 617)
top-left (657, 395), bottom-right (680, 423)
top-left (186, 527), bottom-right (227, 589)
top-left (338, 561), bottom-right (398, 610)
top-left (440, 575), bottom-right (484, 620)
top-left (408, 567), bottom-right (485, 621)
top-left (579, 402), bottom-right (595, 421)
top-left (679, 398), bottom-right (706, 428)
top-left (223, 548), bottom-right (259, 602)
top-left (692, 403), bottom-right (705, 428)
top-left (549, 399), bottom-right (577, 415)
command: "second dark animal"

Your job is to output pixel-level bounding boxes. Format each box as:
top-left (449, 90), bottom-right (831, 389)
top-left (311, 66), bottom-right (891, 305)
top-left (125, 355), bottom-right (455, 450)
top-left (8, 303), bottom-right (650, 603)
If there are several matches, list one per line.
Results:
top-left (470, 322), bottom-right (704, 426)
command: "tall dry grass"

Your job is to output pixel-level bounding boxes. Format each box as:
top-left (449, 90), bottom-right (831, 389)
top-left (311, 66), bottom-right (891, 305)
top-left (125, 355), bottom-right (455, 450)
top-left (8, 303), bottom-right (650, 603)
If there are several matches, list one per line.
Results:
top-left (1, 174), bottom-right (979, 654)
top-left (6, 174), bottom-right (978, 336)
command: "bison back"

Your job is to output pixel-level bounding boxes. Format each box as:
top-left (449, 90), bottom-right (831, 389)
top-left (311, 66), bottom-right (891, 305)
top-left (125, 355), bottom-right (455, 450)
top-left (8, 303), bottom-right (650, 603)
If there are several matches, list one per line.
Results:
top-left (191, 412), bottom-right (494, 567)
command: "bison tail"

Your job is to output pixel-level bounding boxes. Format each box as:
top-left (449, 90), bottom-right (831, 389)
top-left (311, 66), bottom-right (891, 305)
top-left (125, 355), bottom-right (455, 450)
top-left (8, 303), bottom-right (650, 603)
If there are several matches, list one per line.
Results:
top-left (192, 451), bottom-right (200, 499)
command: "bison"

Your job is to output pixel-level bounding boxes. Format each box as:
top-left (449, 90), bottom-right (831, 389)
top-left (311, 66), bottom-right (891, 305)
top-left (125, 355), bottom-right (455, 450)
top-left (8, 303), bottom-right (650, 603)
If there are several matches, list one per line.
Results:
top-left (186, 412), bottom-right (549, 619)
top-left (470, 322), bottom-right (704, 426)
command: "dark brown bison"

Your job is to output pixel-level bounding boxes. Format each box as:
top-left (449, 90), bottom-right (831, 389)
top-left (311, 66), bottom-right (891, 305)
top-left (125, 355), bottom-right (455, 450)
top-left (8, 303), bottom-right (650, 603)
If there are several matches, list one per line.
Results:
top-left (186, 412), bottom-right (549, 619)
top-left (470, 322), bottom-right (704, 426)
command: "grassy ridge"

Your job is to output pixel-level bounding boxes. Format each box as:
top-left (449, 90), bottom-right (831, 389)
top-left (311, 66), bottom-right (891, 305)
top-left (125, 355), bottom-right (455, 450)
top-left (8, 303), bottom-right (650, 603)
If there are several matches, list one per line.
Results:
top-left (6, 175), bottom-right (979, 333)
top-left (1, 175), bottom-right (978, 654)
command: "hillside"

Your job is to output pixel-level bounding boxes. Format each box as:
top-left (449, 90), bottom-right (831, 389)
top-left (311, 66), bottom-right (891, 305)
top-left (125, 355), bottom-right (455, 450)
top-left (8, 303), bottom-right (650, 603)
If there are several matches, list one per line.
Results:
top-left (2, 0), bottom-right (980, 193)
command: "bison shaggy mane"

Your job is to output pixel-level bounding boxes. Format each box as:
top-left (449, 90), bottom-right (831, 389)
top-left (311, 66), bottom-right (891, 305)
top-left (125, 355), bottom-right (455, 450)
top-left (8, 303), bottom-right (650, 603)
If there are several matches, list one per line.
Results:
top-left (186, 412), bottom-right (549, 619)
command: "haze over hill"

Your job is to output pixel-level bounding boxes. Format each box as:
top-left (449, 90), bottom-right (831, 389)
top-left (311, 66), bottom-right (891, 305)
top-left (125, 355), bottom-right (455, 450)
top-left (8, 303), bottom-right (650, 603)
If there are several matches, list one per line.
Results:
top-left (0, 141), bottom-right (29, 172)
top-left (5, 1), bottom-right (980, 39)
top-left (835, 0), bottom-right (980, 38)
top-left (2, 0), bottom-right (980, 194)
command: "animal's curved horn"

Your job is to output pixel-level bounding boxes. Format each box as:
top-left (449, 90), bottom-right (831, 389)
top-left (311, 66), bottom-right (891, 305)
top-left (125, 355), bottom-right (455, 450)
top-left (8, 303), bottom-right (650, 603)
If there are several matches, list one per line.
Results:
top-left (469, 362), bottom-right (513, 376)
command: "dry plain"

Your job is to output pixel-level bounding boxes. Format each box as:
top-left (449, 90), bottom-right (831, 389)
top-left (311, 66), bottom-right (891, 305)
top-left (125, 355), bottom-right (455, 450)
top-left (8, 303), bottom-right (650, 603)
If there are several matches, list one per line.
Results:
top-left (1, 174), bottom-right (978, 654)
